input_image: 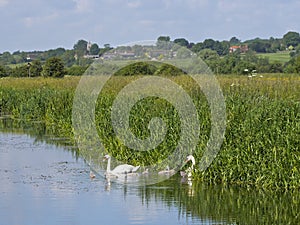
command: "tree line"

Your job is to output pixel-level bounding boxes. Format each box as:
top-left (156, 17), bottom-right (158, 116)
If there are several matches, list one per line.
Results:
top-left (0, 40), bottom-right (111, 78)
top-left (1, 31), bottom-right (300, 77)
top-left (158, 31), bottom-right (300, 74)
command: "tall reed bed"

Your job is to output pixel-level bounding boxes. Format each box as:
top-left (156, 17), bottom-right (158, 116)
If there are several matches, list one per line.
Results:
top-left (0, 74), bottom-right (299, 189)
top-left (0, 77), bottom-right (76, 137)
top-left (202, 74), bottom-right (300, 189)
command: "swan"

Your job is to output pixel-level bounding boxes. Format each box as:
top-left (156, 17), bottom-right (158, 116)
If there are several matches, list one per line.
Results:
top-left (142, 168), bottom-right (149, 175)
top-left (103, 154), bottom-right (140, 176)
top-left (158, 165), bottom-right (176, 175)
top-left (89, 170), bottom-right (96, 179)
top-left (180, 155), bottom-right (195, 179)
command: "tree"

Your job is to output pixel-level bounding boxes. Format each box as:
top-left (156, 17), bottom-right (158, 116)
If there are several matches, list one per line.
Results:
top-left (284, 55), bottom-right (300, 73)
top-left (283, 31), bottom-right (300, 47)
top-left (191, 42), bottom-right (204, 53)
top-left (198, 49), bottom-right (219, 61)
top-left (77, 57), bottom-right (93, 67)
top-left (132, 45), bottom-right (145, 57)
top-left (290, 44), bottom-right (300, 57)
top-left (157, 36), bottom-right (171, 42)
top-left (43, 57), bottom-right (66, 78)
top-left (104, 43), bottom-right (111, 49)
top-left (213, 41), bottom-right (229, 56)
top-left (229, 37), bottom-right (241, 45)
top-left (248, 39), bottom-right (271, 53)
top-left (269, 62), bottom-right (283, 73)
top-left (218, 54), bottom-right (241, 74)
top-left (61, 50), bottom-right (76, 67)
top-left (11, 65), bottom-right (28, 77)
top-left (174, 38), bottom-right (189, 47)
top-left (89, 43), bottom-right (100, 55)
top-left (0, 52), bottom-right (16, 64)
top-left (176, 47), bottom-right (191, 59)
top-left (29, 60), bottom-right (43, 77)
top-left (98, 44), bottom-right (112, 56)
top-left (0, 65), bottom-right (8, 77)
top-left (202, 39), bottom-right (216, 49)
top-left (43, 48), bottom-right (66, 59)
top-left (157, 36), bottom-right (171, 49)
top-left (73, 40), bottom-right (88, 57)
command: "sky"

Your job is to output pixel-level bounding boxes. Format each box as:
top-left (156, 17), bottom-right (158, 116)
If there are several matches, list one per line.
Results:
top-left (0, 0), bottom-right (300, 52)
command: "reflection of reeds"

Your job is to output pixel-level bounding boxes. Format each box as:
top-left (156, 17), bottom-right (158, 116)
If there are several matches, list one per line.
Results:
top-left (137, 179), bottom-right (300, 224)
top-left (0, 74), bottom-right (299, 189)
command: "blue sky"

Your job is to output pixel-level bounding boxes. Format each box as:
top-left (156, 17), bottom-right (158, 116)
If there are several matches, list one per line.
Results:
top-left (0, 0), bottom-right (300, 52)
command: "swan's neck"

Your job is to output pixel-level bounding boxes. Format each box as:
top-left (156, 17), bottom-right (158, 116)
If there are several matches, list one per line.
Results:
top-left (187, 164), bottom-right (194, 172)
top-left (106, 157), bottom-right (111, 172)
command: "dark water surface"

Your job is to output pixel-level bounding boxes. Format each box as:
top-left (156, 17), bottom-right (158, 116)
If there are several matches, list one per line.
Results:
top-left (0, 130), bottom-right (299, 225)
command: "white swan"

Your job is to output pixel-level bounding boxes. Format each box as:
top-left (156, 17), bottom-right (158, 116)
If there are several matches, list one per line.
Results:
top-left (89, 170), bottom-right (96, 179)
top-left (180, 155), bottom-right (195, 179)
top-left (158, 165), bottom-right (176, 176)
top-left (103, 154), bottom-right (140, 176)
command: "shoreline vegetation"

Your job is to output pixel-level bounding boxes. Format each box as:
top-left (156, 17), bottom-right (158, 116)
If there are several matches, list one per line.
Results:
top-left (0, 74), bottom-right (299, 190)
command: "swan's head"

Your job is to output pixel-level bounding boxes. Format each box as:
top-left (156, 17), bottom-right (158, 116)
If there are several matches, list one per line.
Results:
top-left (103, 154), bottom-right (111, 160)
top-left (185, 155), bottom-right (195, 165)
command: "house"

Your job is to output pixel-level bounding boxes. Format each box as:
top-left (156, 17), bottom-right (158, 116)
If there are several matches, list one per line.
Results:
top-left (83, 54), bottom-right (100, 59)
top-left (229, 45), bottom-right (249, 53)
top-left (102, 51), bottom-right (136, 59)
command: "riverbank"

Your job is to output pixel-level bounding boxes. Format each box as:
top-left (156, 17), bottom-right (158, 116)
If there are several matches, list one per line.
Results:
top-left (1, 74), bottom-right (299, 189)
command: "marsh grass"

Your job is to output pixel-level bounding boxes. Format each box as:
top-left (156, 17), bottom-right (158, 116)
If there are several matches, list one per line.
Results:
top-left (0, 74), bottom-right (299, 189)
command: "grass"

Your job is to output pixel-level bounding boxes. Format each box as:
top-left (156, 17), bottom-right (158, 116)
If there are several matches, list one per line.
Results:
top-left (257, 51), bottom-right (291, 63)
top-left (0, 76), bottom-right (80, 89)
top-left (0, 74), bottom-right (299, 189)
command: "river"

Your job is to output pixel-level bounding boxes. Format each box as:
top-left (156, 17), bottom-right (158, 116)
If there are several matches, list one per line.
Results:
top-left (0, 124), bottom-right (299, 225)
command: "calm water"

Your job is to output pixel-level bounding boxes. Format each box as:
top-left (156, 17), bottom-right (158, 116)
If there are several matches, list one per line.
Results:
top-left (0, 130), bottom-right (299, 225)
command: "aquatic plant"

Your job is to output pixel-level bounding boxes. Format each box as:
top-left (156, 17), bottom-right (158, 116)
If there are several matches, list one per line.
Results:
top-left (0, 74), bottom-right (299, 189)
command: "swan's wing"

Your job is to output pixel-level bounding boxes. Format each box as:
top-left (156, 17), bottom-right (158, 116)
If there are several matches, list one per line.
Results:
top-left (131, 166), bottom-right (140, 173)
top-left (112, 164), bottom-right (135, 174)
top-left (105, 171), bottom-right (118, 178)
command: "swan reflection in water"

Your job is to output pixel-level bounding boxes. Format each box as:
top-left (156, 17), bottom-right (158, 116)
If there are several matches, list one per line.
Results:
top-left (180, 155), bottom-right (195, 187)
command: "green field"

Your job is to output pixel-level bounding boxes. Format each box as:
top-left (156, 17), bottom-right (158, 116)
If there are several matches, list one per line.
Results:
top-left (0, 74), bottom-right (299, 189)
top-left (257, 51), bottom-right (291, 63)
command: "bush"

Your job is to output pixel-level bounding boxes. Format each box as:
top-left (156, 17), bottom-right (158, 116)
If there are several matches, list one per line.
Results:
top-left (0, 65), bottom-right (9, 77)
top-left (66, 65), bottom-right (88, 76)
top-left (11, 65), bottom-right (28, 77)
top-left (43, 57), bottom-right (66, 78)
top-left (114, 62), bottom-right (157, 76)
top-left (114, 61), bottom-right (186, 76)
top-left (154, 63), bottom-right (186, 76)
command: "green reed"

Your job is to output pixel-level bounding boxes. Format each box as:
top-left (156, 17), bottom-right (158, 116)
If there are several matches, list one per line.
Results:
top-left (0, 74), bottom-right (299, 189)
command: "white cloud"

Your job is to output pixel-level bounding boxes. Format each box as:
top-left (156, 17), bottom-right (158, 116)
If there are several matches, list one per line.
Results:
top-left (1, 0), bottom-right (300, 52)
